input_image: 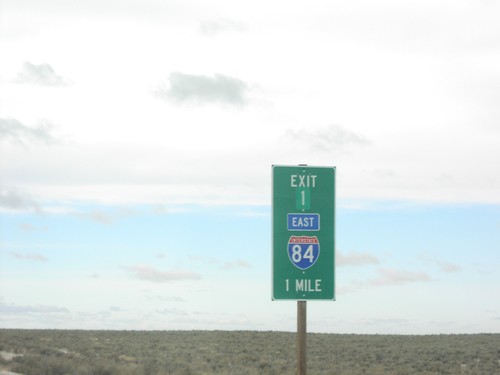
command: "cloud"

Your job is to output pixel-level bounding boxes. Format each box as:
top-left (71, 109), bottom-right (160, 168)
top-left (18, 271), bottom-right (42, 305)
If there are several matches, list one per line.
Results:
top-left (156, 72), bottom-right (248, 105)
top-left (19, 223), bottom-right (36, 231)
top-left (286, 124), bottom-right (369, 152)
top-left (360, 318), bottom-right (412, 327)
top-left (340, 267), bottom-right (432, 295)
top-left (0, 187), bottom-right (42, 212)
top-left (370, 268), bottom-right (432, 286)
top-left (9, 252), bottom-right (48, 262)
top-left (419, 253), bottom-right (462, 274)
top-left (125, 264), bottom-right (201, 282)
top-left (69, 209), bottom-right (114, 224)
top-left (198, 18), bottom-right (246, 37)
top-left (109, 305), bottom-right (127, 312)
top-left (15, 61), bottom-right (68, 86)
top-left (337, 251), bottom-right (380, 267)
top-left (0, 117), bottom-right (59, 146)
top-left (67, 207), bottom-right (136, 225)
top-left (86, 210), bottom-right (114, 224)
top-left (222, 259), bottom-right (252, 270)
top-left (187, 255), bottom-right (218, 265)
top-left (155, 308), bottom-right (188, 316)
top-left (149, 296), bottom-right (185, 302)
top-left (437, 261), bottom-right (462, 273)
top-left (0, 301), bottom-right (68, 315)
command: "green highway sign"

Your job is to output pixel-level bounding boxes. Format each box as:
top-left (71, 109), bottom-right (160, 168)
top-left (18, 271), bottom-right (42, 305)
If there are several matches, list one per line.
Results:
top-left (272, 165), bottom-right (336, 300)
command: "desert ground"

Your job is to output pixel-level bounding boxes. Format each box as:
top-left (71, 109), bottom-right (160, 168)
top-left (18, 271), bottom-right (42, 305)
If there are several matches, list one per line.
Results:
top-left (1, 330), bottom-right (499, 374)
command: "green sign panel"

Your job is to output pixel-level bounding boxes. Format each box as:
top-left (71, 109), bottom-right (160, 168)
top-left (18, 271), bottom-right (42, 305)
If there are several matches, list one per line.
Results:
top-left (272, 165), bottom-right (335, 300)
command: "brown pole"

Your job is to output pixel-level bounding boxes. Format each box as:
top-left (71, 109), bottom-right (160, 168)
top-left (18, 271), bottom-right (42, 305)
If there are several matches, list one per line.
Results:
top-left (297, 300), bottom-right (307, 375)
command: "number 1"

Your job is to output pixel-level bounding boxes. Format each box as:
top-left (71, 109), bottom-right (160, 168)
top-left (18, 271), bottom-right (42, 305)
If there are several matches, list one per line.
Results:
top-left (296, 188), bottom-right (310, 210)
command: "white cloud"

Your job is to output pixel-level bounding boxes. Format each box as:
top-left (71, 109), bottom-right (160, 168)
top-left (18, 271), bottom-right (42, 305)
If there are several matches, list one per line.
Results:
top-left (337, 251), bottom-right (380, 267)
top-left (339, 267), bottom-right (433, 295)
top-left (285, 124), bottom-right (369, 153)
top-left (419, 253), bottom-right (462, 274)
top-left (437, 261), bottom-right (462, 274)
top-left (67, 207), bottom-right (137, 225)
top-left (222, 259), bottom-right (252, 270)
top-left (156, 72), bottom-right (249, 105)
top-left (0, 117), bottom-right (59, 146)
top-left (155, 308), bottom-right (188, 316)
top-left (109, 305), bottom-right (127, 312)
top-left (69, 210), bottom-right (114, 224)
top-left (0, 301), bottom-right (68, 315)
top-left (198, 18), bottom-right (246, 37)
top-left (125, 264), bottom-right (202, 282)
top-left (19, 223), bottom-right (35, 231)
top-left (9, 252), bottom-right (48, 262)
top-left (15, 61), bottom-right (68, 86)
top-left (149, 296), bottom-right (185, 303)
top-left (0, 187), bottom-right (42, 212)
top-left (370, 268), bottom-right (432, 286)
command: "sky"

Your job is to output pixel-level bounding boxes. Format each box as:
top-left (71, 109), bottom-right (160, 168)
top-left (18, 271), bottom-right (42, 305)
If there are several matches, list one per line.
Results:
top-left (0, 0), bottom-right (499, 334)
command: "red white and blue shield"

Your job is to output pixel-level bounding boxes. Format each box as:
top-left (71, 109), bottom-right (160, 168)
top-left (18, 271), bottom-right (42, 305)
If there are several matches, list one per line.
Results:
top-left (288, 235), bottom-right (320, 270)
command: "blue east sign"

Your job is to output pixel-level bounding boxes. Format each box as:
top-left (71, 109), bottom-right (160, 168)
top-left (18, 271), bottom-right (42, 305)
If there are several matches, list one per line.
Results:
top-left (287, 213), bottom-right (320, 231)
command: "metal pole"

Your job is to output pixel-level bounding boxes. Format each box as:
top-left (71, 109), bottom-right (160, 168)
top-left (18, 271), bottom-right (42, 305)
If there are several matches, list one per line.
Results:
top-left (297, 300), bottom-right (307, 375)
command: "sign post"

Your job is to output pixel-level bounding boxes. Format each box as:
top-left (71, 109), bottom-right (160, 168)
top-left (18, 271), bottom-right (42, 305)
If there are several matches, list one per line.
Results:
top-left (272, 165), bottom-right (336, 375)
top-left (297, 300), bottom-right (307, 375)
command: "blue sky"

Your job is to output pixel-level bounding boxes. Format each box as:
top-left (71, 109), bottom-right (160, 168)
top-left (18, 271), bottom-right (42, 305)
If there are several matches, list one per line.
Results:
top-left (1, 0), bottom-right (500, 333)
top-left (2, 201), bottom-right (499, 333)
